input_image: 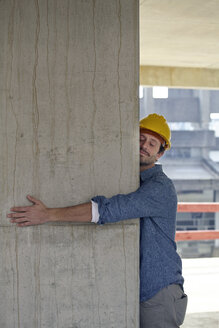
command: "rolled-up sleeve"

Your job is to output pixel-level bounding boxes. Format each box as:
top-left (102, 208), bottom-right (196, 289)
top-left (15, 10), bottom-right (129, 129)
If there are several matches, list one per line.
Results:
top-left (92, 179), bottom-right (176, 225)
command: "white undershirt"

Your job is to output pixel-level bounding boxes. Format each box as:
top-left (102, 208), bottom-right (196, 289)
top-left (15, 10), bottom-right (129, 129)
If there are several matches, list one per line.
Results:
top-left (91, 201), bottom-right (100, 223)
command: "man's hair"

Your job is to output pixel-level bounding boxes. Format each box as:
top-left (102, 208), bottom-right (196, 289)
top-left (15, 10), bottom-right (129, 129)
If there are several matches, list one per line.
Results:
top-left (158, 144), bottom-right (165, 154)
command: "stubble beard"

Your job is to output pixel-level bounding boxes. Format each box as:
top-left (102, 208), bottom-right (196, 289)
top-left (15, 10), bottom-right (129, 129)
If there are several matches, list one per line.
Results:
top-left (140, 154), bottom-right (157, 167)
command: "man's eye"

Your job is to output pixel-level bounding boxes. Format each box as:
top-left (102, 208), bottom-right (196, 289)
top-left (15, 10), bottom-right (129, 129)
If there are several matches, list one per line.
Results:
top-left (150, 143), bottom-right (155, 147)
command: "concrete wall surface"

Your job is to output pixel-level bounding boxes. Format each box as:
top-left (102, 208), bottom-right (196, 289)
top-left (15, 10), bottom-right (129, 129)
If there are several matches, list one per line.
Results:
top-left (0, 1), bottom-right (139, 327)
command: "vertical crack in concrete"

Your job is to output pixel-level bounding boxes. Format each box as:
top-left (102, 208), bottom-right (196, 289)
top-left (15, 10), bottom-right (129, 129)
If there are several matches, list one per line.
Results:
top-left (122, 225), bottom-right (128, 328)
top-left (15, 227), bottom-right (20, 328)
top-left (54, 0), bottom-right (58, 61)
top-left (9, 228), bottom-right (16, 328)
top-left (71, 226), bottom-right (75, 326)
top-left (11, 105), bottom-right (19, 208)
top-left (6, 3), bottom-right (20, 325)
top-left (4, 99), bottom-right (9, 197)
top-left (32, 0), bottom-right (40, 193)
top-left (65, 0), bottom-right (70, 155)
top-left (89, 227), bottom-right (95, 327)
top-left (11, 91), bottom-right (19, 205)
top-left (65, 0), bottom-right (74, 188)
top-left (92, 227), bottom-right (101, 327)
top-left (46, 0), bottom-right (54, 174)
top-left (15, 0), bottom-right (23, 201)
top-left (53, 226), bottom-right (59, 327)
top-left (91, 0), bottom-right (97, 194)
top-left (6, 0), bottom-right (18, 204)
top-left (117, 0), bottom-right (123, 192)
top-left (49, 0), bottom-right (58, 175)
top-left (46, 0), bottom-right (52, 108)
top-left (34, 227), bottom-right (42, 328)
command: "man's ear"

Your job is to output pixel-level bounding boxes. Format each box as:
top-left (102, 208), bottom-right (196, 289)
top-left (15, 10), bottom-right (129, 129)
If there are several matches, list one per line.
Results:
top-left (156, 151), bottom-right (164, 161)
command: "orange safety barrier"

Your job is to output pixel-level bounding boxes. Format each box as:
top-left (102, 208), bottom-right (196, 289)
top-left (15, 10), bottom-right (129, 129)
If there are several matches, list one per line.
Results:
top-left (177, 202), bottom-right (219, 212)
top-left (176, 202), bottom-right (219, 241)
top-left (175, 230), bottom-right (219, 241)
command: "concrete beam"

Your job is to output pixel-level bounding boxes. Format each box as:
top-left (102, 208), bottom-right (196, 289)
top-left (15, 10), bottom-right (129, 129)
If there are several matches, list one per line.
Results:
top-left (140, 66), bottom-right (219, 89)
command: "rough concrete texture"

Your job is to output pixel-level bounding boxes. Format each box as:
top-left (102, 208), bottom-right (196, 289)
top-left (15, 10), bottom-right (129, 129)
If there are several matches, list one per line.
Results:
top-left (0, 1), bottom-right (139, 327)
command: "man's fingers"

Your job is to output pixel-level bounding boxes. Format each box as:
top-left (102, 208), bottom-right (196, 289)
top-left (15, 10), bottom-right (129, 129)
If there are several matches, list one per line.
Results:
top-left (11, 218), bottom-right (28, 223)
top-left (8, 212), bottom-right (26, 218)
top-left (10, 207), bottom-right (28, 212)
top-left (8, 196), bottom-right (46, 227)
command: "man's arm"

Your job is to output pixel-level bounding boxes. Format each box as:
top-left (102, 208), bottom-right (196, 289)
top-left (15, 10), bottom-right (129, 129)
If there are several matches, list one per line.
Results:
top-left (7, 195), bottom-right (92, 227)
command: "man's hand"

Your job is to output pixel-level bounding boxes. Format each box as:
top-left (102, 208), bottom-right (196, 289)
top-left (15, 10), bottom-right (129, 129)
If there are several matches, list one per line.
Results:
top-left (7, 195), bottom-right (49, 227)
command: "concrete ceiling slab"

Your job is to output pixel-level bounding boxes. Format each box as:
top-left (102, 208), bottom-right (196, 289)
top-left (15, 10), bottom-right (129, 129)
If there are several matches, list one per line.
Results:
top-left (140, 0), bottom-right (219, 68)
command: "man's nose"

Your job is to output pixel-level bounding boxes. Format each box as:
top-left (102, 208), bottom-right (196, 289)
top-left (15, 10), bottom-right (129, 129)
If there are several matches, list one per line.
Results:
top-left (140, 139), bottom-right (148, 148)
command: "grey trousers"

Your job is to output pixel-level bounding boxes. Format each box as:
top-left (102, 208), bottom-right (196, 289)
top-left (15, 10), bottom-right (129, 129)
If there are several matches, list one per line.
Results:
top-left (140, 284), bottom-right (188, 328)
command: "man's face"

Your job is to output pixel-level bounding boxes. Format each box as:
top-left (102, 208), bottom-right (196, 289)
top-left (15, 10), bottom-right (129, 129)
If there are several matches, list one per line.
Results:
top-left (140, 132), bottom-right (164, 168)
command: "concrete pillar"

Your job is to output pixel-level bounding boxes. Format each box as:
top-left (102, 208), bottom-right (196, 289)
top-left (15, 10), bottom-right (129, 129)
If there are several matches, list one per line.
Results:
top-left (140, 87), bottom-right (154, 119)
top-left (195, 89), bottom-right (211, 158)
top-left (195, 90), bottom-right (211, 129)
top-left (214, 191), bottom-right (219, 250)
top-left (0, 1), bottom-right (139, 327)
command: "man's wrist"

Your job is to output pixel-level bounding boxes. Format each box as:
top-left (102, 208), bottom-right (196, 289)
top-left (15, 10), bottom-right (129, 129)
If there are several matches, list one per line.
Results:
top-left (47, 208), bottom-right (59, 222)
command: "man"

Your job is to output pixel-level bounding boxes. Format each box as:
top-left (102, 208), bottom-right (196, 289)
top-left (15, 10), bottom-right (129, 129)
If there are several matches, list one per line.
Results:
top-left (8, 113), bottom-right (187, 328)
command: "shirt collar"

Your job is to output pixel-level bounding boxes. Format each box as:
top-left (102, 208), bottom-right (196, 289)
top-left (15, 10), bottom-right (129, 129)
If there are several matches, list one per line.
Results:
top-left (140, 164), bottom-right (163, 182)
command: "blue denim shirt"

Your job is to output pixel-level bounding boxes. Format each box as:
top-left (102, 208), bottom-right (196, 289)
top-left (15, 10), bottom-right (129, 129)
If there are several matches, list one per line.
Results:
top-left (92, 164), bottom-right (184, 302)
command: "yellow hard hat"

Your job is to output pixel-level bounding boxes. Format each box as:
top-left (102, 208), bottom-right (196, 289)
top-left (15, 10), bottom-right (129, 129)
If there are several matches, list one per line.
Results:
top-left (140, 113), bottom-right (171, 149)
